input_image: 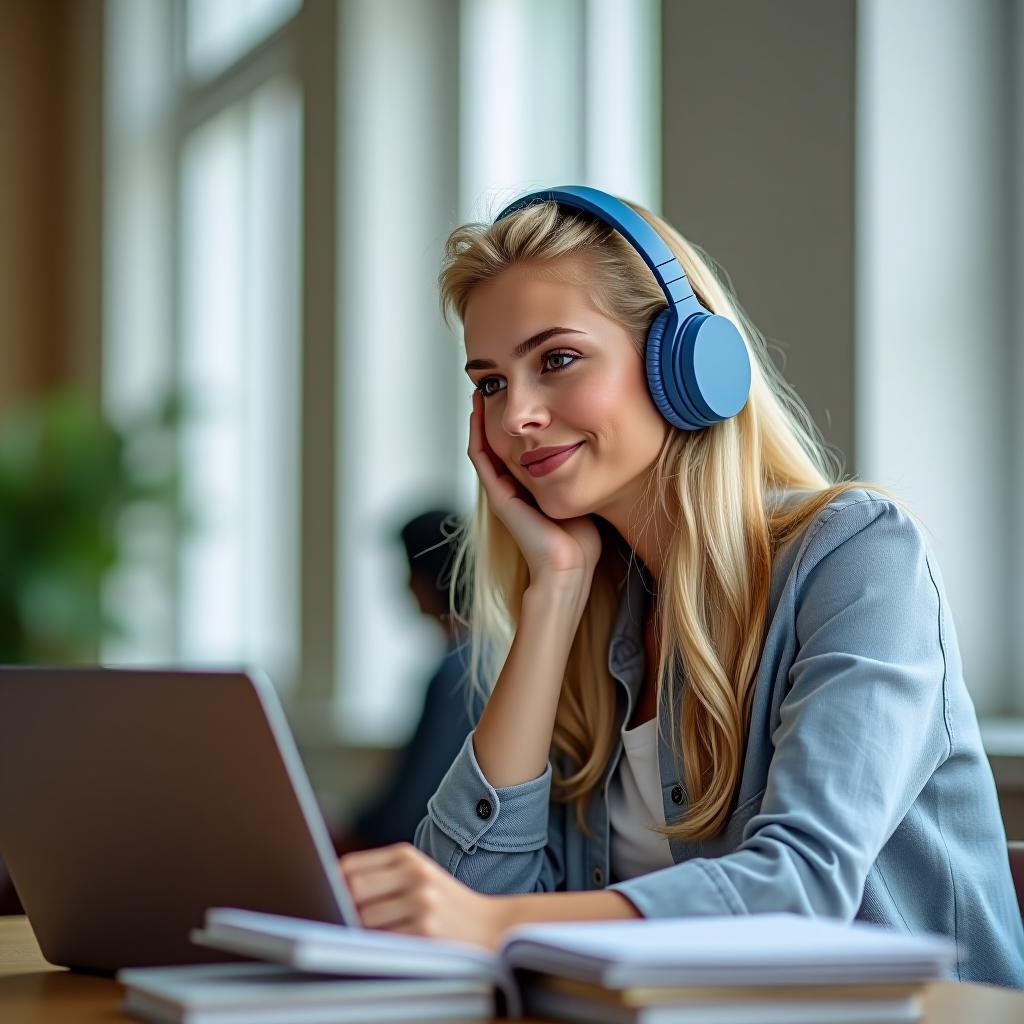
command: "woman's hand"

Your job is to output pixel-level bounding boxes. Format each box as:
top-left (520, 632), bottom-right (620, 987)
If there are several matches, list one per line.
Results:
top-left (468, 389), bottom-right (602, 589)
top-left (338, 842), bottom-right (508, 950)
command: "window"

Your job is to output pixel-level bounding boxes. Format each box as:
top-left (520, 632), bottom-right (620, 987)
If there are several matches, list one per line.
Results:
top-left (334, 0), bottom-right (661, 742)
top-left (104, 0), bottom-right (659, 743)
top-left (856, 0), bottom-right (1023, 715)
top-left (177, 76), bottom-right (301, 686)
top-left (184, 0), bottom-right (302, 79)
top-left (103, 0), bottom-right (314, 698)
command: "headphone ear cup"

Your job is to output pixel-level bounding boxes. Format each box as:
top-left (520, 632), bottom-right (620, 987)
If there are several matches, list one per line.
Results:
top-left (680, 313), bottom-right (752, 424)
top-left (645, 310), bottom-right (707, 431)
top-left (647, 309), bottom-right (752, 430)
top-left (645, 310), bottom-right (681, 427)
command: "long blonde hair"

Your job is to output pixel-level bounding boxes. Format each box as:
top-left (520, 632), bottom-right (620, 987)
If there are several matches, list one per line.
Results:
top-left (438, 196), bottom-right (896, 841)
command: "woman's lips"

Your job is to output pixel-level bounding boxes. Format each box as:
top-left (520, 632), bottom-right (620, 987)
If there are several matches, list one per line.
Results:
top-left (525, 441), bottom-right (584, 478)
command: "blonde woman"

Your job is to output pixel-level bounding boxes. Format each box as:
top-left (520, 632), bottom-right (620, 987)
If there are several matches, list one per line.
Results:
top-left (339, 187), bottom-right (1024, 988)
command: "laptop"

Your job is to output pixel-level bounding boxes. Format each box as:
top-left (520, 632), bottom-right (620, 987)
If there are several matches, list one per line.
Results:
top-left (0, 667), bottom-right (360, 973)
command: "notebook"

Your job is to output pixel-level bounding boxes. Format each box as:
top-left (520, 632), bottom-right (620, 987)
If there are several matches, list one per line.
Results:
top-left (519, 974), bottom-right (925, 1023)
top-left (117, 962), bottom-right (494, 1024)
top-left (171, 907), bottom-right (957, 1021)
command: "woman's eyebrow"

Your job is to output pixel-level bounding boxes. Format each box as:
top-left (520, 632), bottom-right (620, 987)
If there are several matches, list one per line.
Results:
top-left (464, 327), bottom-right (586, 372)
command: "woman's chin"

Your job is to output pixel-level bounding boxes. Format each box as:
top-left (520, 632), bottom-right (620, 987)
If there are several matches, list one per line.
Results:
top-left (535, 492), bottom-right (592, 521)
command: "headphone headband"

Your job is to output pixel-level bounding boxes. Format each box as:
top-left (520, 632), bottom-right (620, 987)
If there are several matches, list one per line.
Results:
top-left (492, 185), bottom-right (751, 431)
top-left (494, 186), bottom-right (702, 319)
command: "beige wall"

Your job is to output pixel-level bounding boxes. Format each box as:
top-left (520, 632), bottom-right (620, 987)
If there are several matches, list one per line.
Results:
top-left (661, 0), bottom-right (857, 470)
top-left (0, 0), bottom-right (102, 410)
top-left (992, 758), bottom-right (1024, 842)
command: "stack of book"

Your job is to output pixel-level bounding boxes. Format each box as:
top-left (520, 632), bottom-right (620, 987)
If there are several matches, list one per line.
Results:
top-left (506, 915), bottom-right (955, 1023)
top-left (118, 963), bottom-right (495, 1024)
top-left (116, 909), bottom-right (956, 1023)
top-left (118, 917), bottom-right (509, 1023)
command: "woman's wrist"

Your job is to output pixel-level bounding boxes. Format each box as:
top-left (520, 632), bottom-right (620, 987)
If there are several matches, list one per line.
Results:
top-left (524, 574), bottom-right (591, 626)
top-left (472, 577), bottom-right (586, 788)
top-left (492, 889), bottom-right (642, 940)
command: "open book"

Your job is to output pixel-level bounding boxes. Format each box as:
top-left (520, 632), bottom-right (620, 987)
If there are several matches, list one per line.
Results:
top-left (185, 909), bottom-right (957, 1021)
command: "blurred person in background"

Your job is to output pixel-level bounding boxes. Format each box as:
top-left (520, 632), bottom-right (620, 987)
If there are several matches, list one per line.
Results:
top-left (333, 508), bottom-right (476, 854)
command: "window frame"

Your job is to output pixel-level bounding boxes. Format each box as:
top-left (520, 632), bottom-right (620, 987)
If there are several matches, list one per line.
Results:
top-left (103, 0), bottom-right (338, 710)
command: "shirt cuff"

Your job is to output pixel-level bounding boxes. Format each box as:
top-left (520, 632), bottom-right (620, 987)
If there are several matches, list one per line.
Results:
top-left (426, 729), bottom-right (552, 854)
top-left (608, 858), bottom-right (747, 917)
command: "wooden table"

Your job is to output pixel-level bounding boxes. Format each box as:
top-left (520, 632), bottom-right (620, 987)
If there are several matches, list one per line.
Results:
top-left (3, 915), bottom-right (1024, 1023)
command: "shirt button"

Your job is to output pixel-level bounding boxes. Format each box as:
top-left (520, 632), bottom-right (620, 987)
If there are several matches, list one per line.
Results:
top-left (612, 638), bottom-right (638, 663)
top-left (592, 866), bottom-right (604, 886)
top-left (671, 784), bottom-right (684, 805)
top-left (475, 798), bottom-right (492, 820)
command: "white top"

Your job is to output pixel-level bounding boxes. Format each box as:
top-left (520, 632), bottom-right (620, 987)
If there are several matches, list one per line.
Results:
top-left (607, 716), bottom-right (675, 883)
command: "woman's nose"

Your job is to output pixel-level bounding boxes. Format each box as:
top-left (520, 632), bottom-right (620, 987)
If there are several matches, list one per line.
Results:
top-left (500, 384), bottom-right (551, 436)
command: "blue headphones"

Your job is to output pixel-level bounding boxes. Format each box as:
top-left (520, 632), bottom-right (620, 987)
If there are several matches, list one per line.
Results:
top-left (494, 186), bottom-right (751, 431)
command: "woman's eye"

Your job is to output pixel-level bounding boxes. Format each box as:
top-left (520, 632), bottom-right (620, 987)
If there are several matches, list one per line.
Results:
top-left (475, 350), bottom-right (579, 399)
top-left (545, 351), bottom-right (577, 371)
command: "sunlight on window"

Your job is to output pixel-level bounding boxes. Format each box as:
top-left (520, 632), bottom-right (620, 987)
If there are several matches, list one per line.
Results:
top-left (456, 0), bottom-right (660, 508)
top-left (179, 76), bottom-right (302, 692)
top-left (186, 0), bottom-right (302, 79)
top-left (459, 0), bottom-right (659, 222)
top-left (102, 0), bottom-right (178, 663)
top-left (334, 0), bottom-right (660, 741)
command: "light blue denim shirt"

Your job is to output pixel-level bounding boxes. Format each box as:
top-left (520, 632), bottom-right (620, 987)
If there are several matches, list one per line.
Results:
top-left (414, 488), bottom-right (1024, 988)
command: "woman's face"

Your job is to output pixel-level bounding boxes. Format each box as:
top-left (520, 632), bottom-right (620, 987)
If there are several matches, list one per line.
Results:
top-left (463, 258), bottom-right (670, 522)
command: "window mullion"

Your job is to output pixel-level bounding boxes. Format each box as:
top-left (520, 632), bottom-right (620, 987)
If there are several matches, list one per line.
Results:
top-left (293, 0), bottom-right (339, 709)
top-left (173, 19), bottom-right (300, 146)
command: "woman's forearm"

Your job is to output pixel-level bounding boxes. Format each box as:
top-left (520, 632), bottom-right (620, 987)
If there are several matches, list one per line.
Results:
top-left (472, 581), bottom-right (587, 787)
top-left (496, 889), bottom-right (642, 931)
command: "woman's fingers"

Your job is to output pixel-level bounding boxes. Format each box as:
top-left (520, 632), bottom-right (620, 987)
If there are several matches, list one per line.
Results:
top-left (358, 893), bottom-right (421, 930)
top-left (465, 392), bottom-right (594, 578)
top-left (467, 392), bottom-right (508, 487)
top-left (339, 844), bottom-right (435, 921)
top-left (388, 921), bottom-right (428, 936)
top-left (345, 862), bottom-right (417, 908)
top-left (339, 842), bottom-right (504, 946)
top-left (339, 845), bottom-right (406, 875)
top-left (468, 391), bottom-right (538, 509)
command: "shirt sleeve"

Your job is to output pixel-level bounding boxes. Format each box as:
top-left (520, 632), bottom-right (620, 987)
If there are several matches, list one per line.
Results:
top-left (609, 496), bottom-right (952, 920)
top-left (413, 728), bottom-right (568, 893)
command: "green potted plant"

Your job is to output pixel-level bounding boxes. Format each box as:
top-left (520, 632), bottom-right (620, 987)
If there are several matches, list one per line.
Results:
top-left (0, 389), bottom-right (181, 913)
